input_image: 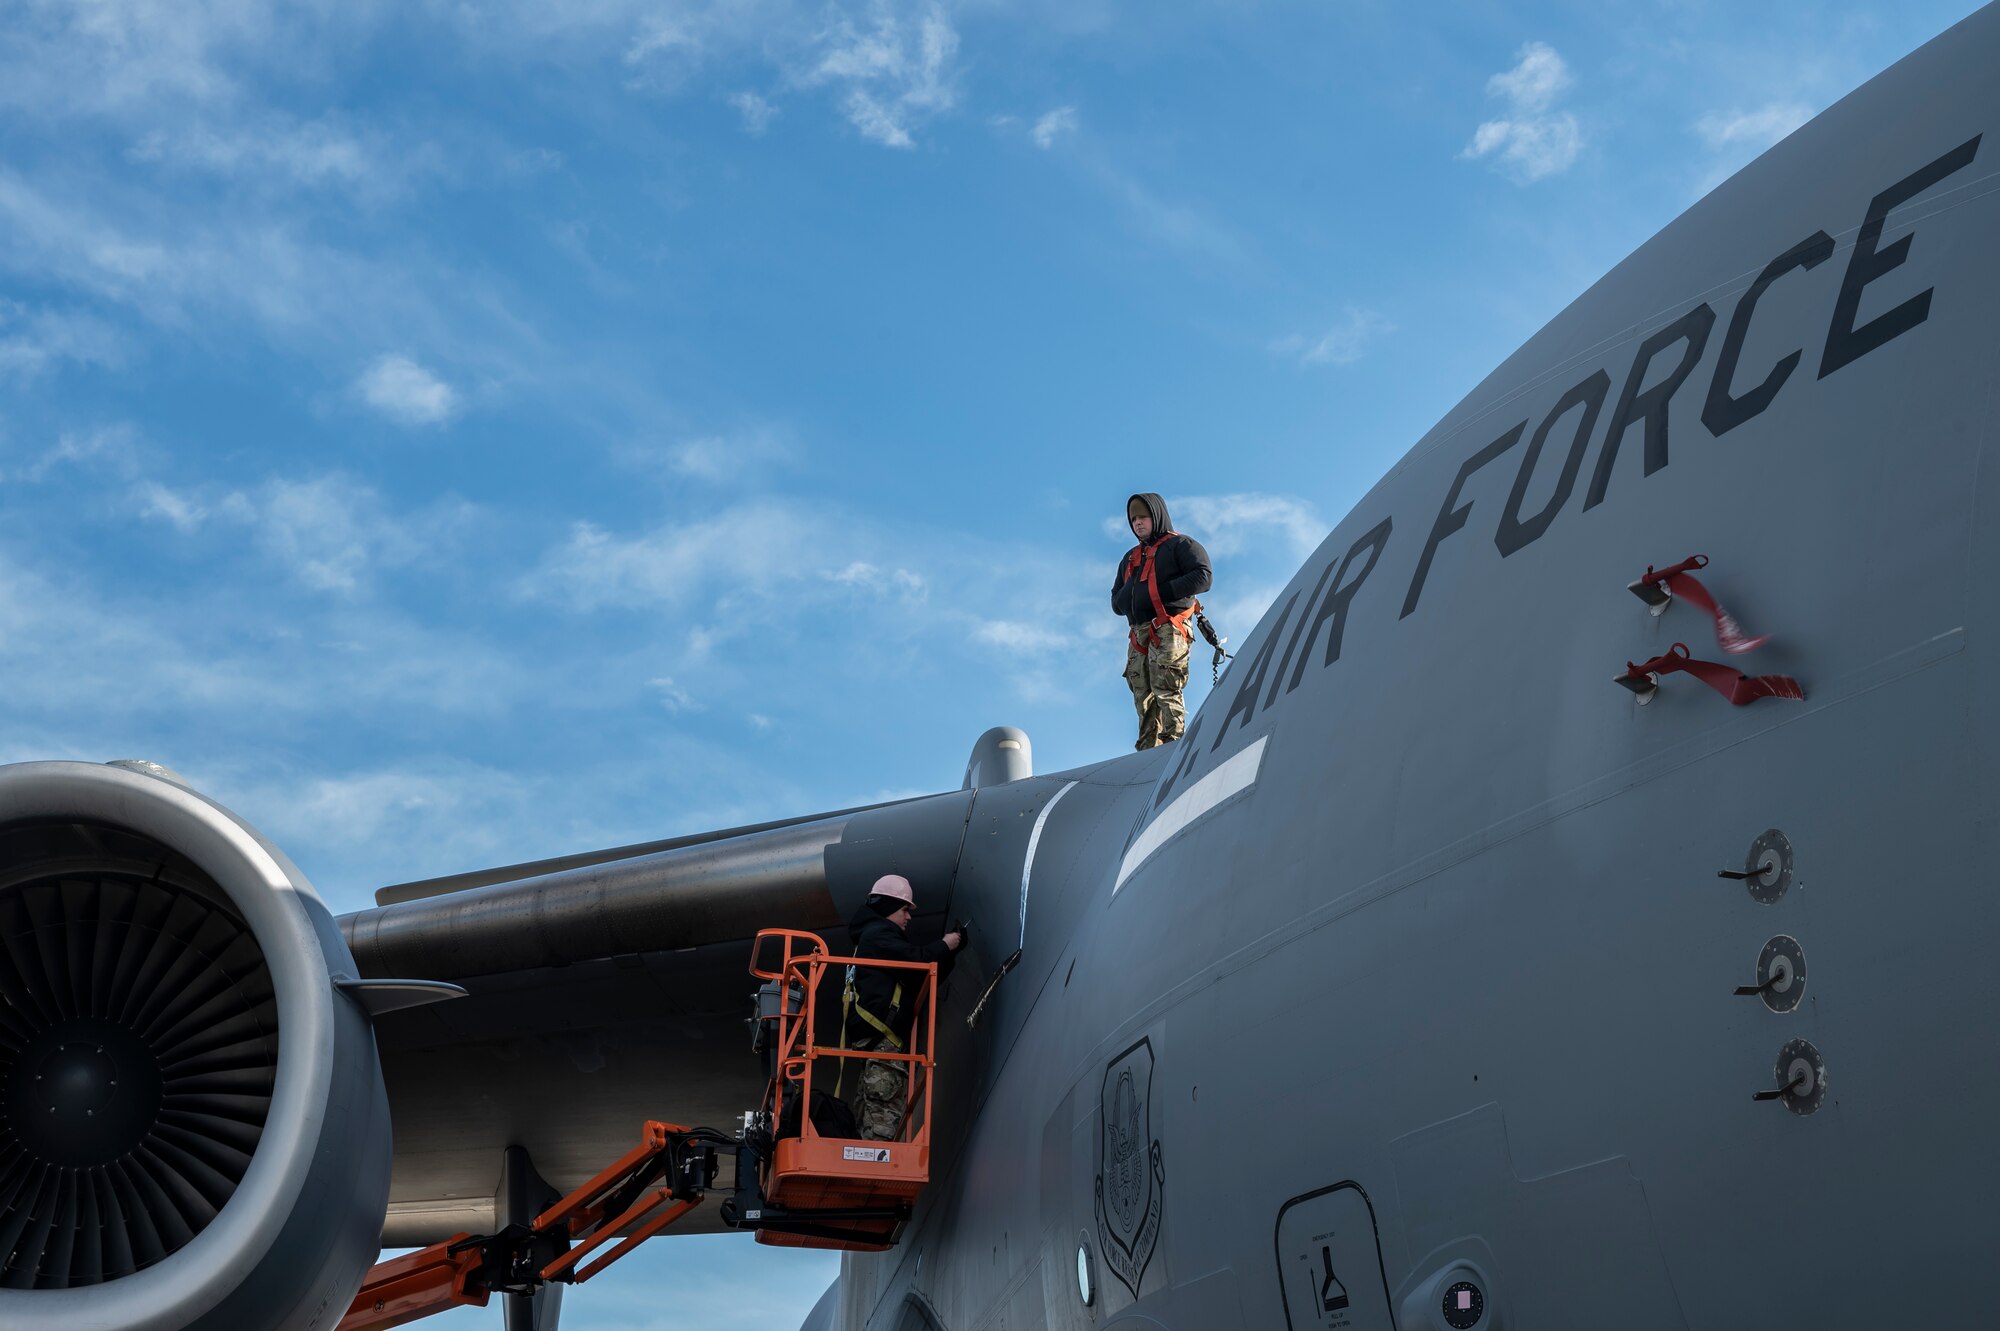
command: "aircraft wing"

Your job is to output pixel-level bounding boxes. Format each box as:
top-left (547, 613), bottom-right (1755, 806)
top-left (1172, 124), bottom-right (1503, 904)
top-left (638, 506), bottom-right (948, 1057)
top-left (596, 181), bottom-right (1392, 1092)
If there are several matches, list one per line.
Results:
top-left (340, 739), bottom-right (1026, 1246)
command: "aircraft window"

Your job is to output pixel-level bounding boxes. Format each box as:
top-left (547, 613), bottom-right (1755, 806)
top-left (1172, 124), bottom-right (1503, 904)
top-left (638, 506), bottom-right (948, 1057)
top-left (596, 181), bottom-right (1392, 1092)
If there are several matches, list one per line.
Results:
top-left (896, 1296), bottom-right (946, 1331)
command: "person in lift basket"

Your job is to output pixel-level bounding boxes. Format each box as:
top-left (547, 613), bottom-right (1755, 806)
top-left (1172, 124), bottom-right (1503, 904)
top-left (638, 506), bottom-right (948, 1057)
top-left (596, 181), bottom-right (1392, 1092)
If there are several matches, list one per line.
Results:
top-left (843, 874), bottom-right (963, 1141)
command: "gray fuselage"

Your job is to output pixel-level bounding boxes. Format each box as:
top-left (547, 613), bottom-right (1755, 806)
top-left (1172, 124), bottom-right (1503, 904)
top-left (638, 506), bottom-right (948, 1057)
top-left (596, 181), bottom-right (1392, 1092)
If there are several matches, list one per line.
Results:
top-left (811, 7), bottom-right (2000, 1327)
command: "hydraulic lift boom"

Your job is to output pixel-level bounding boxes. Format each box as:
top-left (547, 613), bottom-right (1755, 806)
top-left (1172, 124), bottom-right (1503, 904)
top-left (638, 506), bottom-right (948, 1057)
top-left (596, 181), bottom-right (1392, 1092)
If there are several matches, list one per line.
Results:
top-left (339, 1121), bottom-right (730, 1331)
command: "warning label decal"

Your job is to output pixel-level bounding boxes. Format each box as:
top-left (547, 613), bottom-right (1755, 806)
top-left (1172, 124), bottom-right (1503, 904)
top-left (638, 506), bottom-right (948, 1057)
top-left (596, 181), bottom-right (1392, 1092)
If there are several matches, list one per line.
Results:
top-left (1273, 1182), bottom-right (1395, 1331)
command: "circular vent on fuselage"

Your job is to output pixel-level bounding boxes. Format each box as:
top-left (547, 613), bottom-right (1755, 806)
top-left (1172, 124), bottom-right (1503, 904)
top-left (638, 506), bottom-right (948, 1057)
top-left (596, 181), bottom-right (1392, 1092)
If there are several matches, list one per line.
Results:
top-left (0, 823), bottom-right (279, 1289)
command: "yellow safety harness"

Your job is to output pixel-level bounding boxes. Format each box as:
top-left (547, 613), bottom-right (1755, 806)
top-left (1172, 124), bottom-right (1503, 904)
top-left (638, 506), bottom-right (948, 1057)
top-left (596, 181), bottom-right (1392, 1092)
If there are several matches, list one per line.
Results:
top-left (835, 964), bottom-right (902, 1097)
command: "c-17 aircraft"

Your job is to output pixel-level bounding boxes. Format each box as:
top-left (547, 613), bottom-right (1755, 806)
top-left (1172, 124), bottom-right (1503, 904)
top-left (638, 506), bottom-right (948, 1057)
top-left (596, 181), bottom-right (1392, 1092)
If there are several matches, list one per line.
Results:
top-left (4, 5), bottom-right (1999, 1329)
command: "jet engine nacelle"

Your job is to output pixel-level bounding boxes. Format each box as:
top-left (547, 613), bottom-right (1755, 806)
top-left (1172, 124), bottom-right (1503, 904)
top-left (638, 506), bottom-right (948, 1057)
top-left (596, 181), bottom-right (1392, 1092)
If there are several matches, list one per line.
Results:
top-left (0, 761), bottom-right (391, 1331)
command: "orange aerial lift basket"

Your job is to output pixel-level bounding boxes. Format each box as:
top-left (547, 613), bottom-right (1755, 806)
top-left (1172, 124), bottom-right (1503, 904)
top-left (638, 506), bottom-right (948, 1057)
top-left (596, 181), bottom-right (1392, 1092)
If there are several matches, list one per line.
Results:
top-left (738, 927), bottom-right (937, 1251)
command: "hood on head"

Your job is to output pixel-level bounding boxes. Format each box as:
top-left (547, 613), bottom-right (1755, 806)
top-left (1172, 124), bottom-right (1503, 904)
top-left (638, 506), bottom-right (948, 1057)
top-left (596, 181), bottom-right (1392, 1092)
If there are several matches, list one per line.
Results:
top-left (1127, 492), bottom-right (1172, 540)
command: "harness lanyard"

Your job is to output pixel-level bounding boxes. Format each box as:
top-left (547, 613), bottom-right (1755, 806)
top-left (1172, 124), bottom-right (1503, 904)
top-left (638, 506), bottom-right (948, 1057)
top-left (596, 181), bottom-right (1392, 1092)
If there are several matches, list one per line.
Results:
top-left (1128, 538), bottom-right (1197, 652)
top-left (835, 966), bottom-right (854, 1098)
top-left (836, 964), bottom-right (902, 1100)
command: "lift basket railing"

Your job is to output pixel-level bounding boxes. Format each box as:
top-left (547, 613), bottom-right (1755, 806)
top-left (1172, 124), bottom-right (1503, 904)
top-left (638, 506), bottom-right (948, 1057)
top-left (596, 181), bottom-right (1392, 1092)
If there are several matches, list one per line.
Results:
top-left (749, 929), bottom-right (937, 1164)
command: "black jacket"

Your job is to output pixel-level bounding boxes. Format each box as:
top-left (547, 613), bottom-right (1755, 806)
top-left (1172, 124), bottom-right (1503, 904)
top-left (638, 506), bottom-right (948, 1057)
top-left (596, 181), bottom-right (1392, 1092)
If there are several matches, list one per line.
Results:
top-left (843, 898), bottom-right (958, 1046)
top-left (1111, 492), bottom-right (1213, 628)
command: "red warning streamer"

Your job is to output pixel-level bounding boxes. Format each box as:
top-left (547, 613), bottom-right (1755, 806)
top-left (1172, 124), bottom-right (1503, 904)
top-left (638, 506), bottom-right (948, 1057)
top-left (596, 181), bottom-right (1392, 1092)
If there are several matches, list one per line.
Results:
top-left (1621, 643), bottom-right (1804, 706)
top-left (1632, 555), bottom-right (1769, 655)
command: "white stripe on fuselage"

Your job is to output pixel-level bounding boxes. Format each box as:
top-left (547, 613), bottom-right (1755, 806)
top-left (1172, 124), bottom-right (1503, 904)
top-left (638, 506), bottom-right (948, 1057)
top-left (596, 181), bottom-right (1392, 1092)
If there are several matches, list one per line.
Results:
top-left (1019, 780), bottom-right (1079, 947)
top-left (1114, 736), bottom-right (1268, 893)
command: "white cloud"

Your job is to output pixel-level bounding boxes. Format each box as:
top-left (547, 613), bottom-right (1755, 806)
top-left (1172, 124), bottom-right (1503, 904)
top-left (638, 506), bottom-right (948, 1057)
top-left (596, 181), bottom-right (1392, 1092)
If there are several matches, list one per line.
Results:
top-left (1462, 41), bottom-right (1583, 183)
top-left (505, 146), bottom-right (566, 175)
top-left (0, 547), bottom-right (301, 719)
top-left (841, 90), bottom-right (916, 148)
top-left (13, 424), bottom-right (143, 483)
top-left (129, 118), bottom-right (377, 189)
top-left (0, 302), bottom-right (128, 379)
top-left (0, 1), bottom-right (272, 121)
top-left (123, 111), bottom-right (454, 207)
top-left (828, 561), bottom-right (926, 599)
top-left (234, 761), bottom-right (561, 896)
top-left (973, 620), bottom-right (1045, 652)
top-left (668, 436), bottom-right (740, 480)
top-left (523, 502), bottom-right (831, 611)
top-left (1032, 106), bottom-right (1078, 149)
top-left (1199, 580), bottom-right (1285, 649)
top-left (356, 354), bottom-right (458, 426)
top-left (0, 170), bottom-right (180, 317)
top-left (1169, 493), bottom-right (1325, 561)
top-left (539, 1), bottom-right (964, 147)
top-left (217, 475), bottom-right (443, 597)
top-left (10, 434), bottom-right (466, 627)
top-left (0, 527), bottom-right (520, 741)
top-left (1269, 307), bottom-right (1393, 368)
top-left (620, 429), bottom-right (791, 484)
top-left (626, 17), bottom-right (702, 68)
top-left (803, 2), bottom-right (960, 149)
top-left (0, 164), bottom-right (532, 368)
top-left (133, 468), bottom-right (472, 598)
top-left (242, 480), bottom-right (384, 594)
top-left (135, 480), bottom-right (208, 533)
top-left (524, 501), bottom-right (942, 618)
top-left (1090, 160), bottom-right (1248, 266)
top-left (1696, 101), bottom-right (1814, 151)
top-left (1463, 114), bottom-right (1582, 181)
top-left (1486, 41), bottom-right (1571, 114)
top-left (271, 769), bottom-right (456, 844)
top-left (621, 14), bottom-right (717, 94)
top-left (729, 90), bottom-right (780, 135)
top-left (0, 12), bottom-right (566, 419)
top-left (1, 11), bottom-right (448, 206)
top-left (647, 676), bottom-right (700, 712)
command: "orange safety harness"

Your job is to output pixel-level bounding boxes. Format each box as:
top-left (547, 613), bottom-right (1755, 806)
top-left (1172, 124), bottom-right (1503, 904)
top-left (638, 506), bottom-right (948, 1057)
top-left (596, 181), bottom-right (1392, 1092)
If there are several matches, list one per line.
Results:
top-left (1123, 537), bottom-right (1201, 653)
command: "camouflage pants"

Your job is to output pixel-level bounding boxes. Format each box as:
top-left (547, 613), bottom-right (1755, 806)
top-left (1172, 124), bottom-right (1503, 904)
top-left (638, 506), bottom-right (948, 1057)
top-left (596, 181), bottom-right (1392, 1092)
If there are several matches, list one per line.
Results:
top-left (850, 1035), bottom-right (909, 1141)
top-left (1124, 626), bottom-right (1191, 750)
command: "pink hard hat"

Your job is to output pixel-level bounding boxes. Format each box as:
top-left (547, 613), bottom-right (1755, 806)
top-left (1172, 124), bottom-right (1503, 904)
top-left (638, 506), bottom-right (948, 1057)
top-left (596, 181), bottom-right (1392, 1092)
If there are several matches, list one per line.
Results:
top-left (869, 874), bottom-right (916, 907)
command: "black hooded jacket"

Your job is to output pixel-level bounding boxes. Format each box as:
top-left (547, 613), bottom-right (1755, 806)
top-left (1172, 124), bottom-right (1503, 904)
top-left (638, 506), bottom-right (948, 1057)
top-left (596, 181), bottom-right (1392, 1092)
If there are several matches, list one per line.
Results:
top-left (842, 896), bottom-right (958, 1046)
top-left (1111, 493), bottom-right (1213, 629)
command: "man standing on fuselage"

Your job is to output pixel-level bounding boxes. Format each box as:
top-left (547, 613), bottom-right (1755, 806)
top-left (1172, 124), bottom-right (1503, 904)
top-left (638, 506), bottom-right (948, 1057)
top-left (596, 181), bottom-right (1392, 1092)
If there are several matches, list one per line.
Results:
top-left (1112, 493), bottom-right (1213, 750)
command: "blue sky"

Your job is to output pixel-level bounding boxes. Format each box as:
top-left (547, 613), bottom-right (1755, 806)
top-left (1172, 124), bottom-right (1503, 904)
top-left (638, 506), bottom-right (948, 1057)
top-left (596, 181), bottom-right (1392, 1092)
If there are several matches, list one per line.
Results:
top-left (0, 1), bottom-right (1984, 1326)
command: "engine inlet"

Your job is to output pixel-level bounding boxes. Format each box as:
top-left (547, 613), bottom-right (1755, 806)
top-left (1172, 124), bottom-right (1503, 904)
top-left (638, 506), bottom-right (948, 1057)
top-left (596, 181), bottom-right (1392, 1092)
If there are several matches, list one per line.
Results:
top-left (0, 822), bottom-right (278, 1289)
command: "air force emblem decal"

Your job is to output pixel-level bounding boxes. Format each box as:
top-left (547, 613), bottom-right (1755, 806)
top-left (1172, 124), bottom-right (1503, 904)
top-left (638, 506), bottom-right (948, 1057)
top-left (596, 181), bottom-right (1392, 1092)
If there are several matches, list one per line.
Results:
top-left (1094, 1036), bottom-right (1165, 1298)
